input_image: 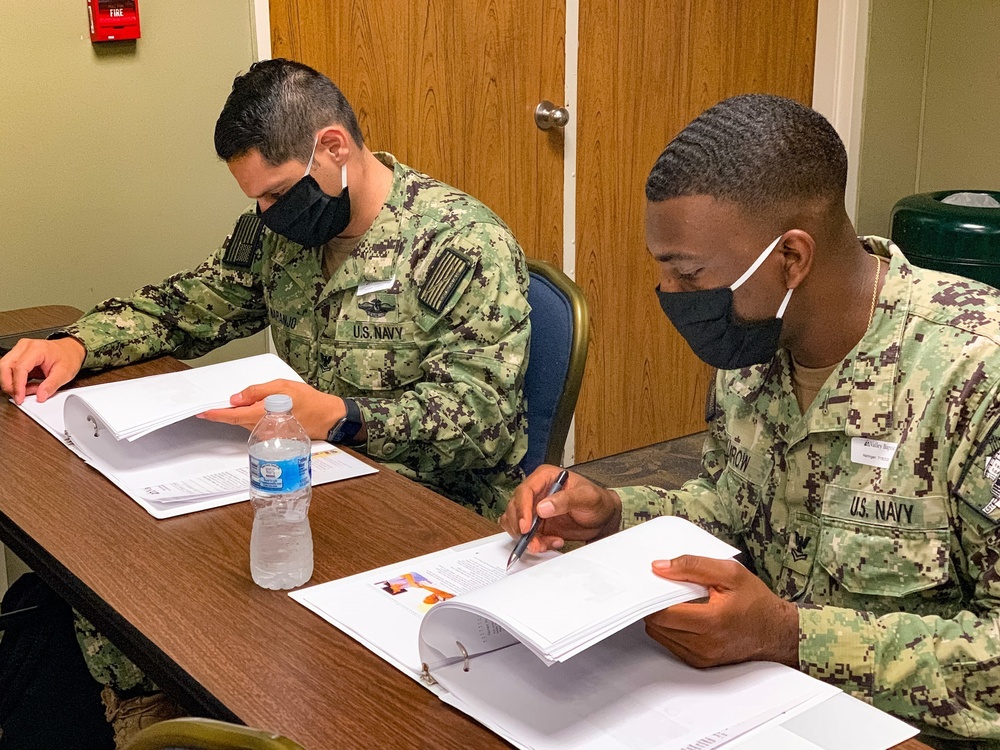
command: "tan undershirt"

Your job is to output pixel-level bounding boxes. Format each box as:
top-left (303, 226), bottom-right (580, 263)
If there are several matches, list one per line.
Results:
top-left (322, 235), bottom-right (364, 281)
top-left (791, 357), bottom-right (839, 413)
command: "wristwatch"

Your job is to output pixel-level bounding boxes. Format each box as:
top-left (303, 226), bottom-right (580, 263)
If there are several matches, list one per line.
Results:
top-left (327, 398), bottom-right (363, 445)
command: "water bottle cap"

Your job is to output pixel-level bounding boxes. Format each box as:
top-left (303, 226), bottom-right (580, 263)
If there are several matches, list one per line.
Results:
top-left (263, 394), bottom-right (293, 413)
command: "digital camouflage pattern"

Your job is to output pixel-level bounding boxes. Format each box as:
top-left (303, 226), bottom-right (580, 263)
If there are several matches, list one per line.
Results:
top-left (616, 238), bottom-right (1000, 747)
top-left (62, 152), bottom-right (530, 519)
top-left (74, 614), bottom-right (157, 693)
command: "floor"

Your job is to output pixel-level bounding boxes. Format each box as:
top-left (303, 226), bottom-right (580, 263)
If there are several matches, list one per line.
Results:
top-left (569, 431), bottom-right (707, 491)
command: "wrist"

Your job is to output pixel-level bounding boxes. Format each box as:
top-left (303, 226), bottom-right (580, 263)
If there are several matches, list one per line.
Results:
top-left (774, 600), bottom-right (800, 667)
top-left (598, 491), bottom-right (624, 539)
top-left (50, 334), bottom-right (87, 368)
top-left (326, 397), bottom-right (364, 445)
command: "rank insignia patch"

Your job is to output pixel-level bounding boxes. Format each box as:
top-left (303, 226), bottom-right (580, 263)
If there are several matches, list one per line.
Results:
top-left (418, 248), bottom-right (472, 313)
top-left (789, 532), bottom-right (811, 563)
top-left (222, 215), bottom-right (265, 269)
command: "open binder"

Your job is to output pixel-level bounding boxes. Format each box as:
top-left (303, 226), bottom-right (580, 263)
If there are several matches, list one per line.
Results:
top-left (292, 516), bottom-right (917, 749)
top-left (16, 354), bottom-right (376, 519)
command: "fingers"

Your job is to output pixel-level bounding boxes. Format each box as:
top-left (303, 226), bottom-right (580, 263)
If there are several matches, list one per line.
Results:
top-left (500, 464), bottom-right (566, 538)
top-left (651, 555), bottom-right (742, 588)
top-left (229, 379), bottom-right (294, 407)
top-left (0, 338), bottom-right (85, 404)
top-left (199, 404), bottom-right (265, 431)
top-left (647, 601), bottom-right (712, 635)
top-left (643, 619), bottom-right (714, 669)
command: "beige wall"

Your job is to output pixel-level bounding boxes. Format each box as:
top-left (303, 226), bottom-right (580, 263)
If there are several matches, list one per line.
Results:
top-left (856, 0), bottom-right (1000, 237)
top-left (0, 0), bottom-right (265, 365)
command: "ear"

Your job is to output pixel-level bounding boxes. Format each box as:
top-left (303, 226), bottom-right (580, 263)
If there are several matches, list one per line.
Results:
top-left (777, 229), bottom-right (814, 289)
top-left (315, 125), bottom-right (351, 165)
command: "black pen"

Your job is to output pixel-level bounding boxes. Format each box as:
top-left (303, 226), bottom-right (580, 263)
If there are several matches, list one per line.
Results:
top-left (506, 469), bottom-right (569, 571)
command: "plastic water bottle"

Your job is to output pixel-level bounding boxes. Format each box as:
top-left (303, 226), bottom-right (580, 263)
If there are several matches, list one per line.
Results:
top-left (248, 394), bottom-right (314, 590)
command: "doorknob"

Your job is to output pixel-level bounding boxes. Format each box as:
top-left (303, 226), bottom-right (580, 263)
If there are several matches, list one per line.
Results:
top-left (534, 101), bottom-right (570, 130)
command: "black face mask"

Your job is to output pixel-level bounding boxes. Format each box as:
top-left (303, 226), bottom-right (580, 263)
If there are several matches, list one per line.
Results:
top-left (257, 145), bottom-right (351, 248)
top-left (656, 235), bottom-right (793, 370)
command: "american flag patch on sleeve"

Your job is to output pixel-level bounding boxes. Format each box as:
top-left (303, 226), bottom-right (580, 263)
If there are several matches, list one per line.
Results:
top-left (418, 248), bottom-right (473, 313)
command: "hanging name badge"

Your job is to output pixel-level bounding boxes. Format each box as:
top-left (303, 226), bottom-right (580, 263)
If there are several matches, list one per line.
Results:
top-left (851, 437), bottom-right (899, 468)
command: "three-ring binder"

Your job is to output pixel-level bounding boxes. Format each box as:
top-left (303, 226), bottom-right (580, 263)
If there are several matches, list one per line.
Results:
top-left (420, 640), bottom-right (470, 685)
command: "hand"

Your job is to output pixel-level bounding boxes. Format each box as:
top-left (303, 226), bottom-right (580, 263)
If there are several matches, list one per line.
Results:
top-left (644, 555), bottom-right (799, 668)
top-left (199, 378), bottom-right (346, 438)
top-left (0, 337), bottom-right (87, 404)
top-left (499, 465), bottom-right (622, 554)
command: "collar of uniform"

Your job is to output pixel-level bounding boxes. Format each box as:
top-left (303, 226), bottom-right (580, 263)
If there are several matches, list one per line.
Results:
top-left (724, 237), bottom-right (908, 443)
top-left (321, 152), bottom-right (408, 296)
top-left (722, 353), bottom-right (801, 443)
top-left (804, 237), bottom-right (909, 439)
top-left (842, 237), bottom-right (909, 435)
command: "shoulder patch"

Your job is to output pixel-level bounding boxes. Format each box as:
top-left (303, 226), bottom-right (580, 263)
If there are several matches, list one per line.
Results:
top-left (704, 370), bottom-right (721, 422)
top-left (418, 247), bottom-right (473, 313)
top-left (222, 215), bottom-right (265, 269)
top-left (955, 413), bottom-right (1000, 522)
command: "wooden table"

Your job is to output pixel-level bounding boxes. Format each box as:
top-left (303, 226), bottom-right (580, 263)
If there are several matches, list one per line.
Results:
top-left (0, 307), bottom-right (931, 750)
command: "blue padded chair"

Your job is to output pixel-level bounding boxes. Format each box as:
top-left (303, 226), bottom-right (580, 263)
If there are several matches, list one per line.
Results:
top-left (522, 259), bottom-right (590, 474)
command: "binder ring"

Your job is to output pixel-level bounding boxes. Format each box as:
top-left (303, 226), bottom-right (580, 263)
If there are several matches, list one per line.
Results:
top-left (456, 641), bottom-right (470, 672)
top-left (86, 415), bottom-right (101, 438)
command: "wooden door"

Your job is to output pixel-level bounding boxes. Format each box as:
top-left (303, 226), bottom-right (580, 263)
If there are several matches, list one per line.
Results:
top-left (271, 0), bottom-right (818, 465)
top-left (269, 0), bottom-right (566, 271)
top-left (573, 0), bottom-right (818, 461)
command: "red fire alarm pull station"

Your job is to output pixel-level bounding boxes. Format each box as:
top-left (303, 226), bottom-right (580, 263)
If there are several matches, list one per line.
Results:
top-left (87, 0), bottom-right (141, 43)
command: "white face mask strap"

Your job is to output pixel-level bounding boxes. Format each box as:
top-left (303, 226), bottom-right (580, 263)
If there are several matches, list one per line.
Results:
top-left (303, 135), bottom-right (320, 176)
top-left (776, 287), bottom-right (794, 319)
top-left (730, 235), bottom-right (784, 291)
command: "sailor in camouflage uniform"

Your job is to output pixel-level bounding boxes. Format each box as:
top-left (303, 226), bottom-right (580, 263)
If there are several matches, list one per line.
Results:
top-left (1, 59), bottom-right (528, 746)
top-left (503, 95), bottom-right (1000, 748)
top-left (57, 145), bottom-right (528, 518)
top-left (2, 59), bottom-right (529, 519)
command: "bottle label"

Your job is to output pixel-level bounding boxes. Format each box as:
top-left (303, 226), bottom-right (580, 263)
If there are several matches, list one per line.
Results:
top-left (250, 455), bottom-right (311, 494)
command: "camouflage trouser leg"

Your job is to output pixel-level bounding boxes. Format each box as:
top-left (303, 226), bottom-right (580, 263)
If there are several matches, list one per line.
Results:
top-left (74, 612), bottom-right (185, 748)
top-left (74, 612), bottom-right (158, 694)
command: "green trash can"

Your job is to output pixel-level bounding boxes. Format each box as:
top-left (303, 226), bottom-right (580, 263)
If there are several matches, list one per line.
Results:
top-left (890, 190), bottom-right (1000, 289)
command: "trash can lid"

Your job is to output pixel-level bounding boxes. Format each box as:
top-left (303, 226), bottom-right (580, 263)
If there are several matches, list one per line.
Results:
top-left (890, 190), bottom-right (1000, 264)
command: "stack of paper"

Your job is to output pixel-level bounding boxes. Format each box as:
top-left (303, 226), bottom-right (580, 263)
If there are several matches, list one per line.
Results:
top-left (61, 358), bottom-right (267, 441)
top-left (16, 354), bottom-right (377, 519)
top-left (423, 517), bottom-right (740, 665)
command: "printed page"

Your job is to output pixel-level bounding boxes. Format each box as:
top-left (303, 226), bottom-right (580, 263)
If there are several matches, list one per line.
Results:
top-left (433, 621), bottom-right (841, 750)
top-left (290, 534), bottom-right (558, 679)
top-left (133, 448), bottom-right (374, 504)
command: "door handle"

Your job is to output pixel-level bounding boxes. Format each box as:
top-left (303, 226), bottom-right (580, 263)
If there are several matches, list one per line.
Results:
top-left (534, 101), bottom-right (570, 130)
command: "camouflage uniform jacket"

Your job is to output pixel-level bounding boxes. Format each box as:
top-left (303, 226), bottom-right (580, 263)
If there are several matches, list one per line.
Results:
top-left (616, 238), bottom-right (1000, 745)
top-left (62, 153), bottom-right (530, 519)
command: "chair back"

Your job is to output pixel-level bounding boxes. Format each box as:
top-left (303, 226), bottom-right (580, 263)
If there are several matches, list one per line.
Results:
top-left (124, 717), bottom-right (305, 750)
top-left (522, 259), bottom-right (589, 473)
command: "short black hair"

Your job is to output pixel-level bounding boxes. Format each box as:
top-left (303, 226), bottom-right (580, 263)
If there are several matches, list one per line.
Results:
top-left (214, 58), bottom-right (364, 164)
top-left (645, 94), bottom-right (847, 210)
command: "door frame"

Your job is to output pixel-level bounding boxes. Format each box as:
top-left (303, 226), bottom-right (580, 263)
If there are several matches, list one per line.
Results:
top-left (812, 0), bottom-right (870, 223)
top-left (251, 0), bottom-right (271, 60)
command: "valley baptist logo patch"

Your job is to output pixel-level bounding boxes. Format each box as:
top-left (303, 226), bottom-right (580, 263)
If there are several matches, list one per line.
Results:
top-left (358, 298), bottom-right (396, 318)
